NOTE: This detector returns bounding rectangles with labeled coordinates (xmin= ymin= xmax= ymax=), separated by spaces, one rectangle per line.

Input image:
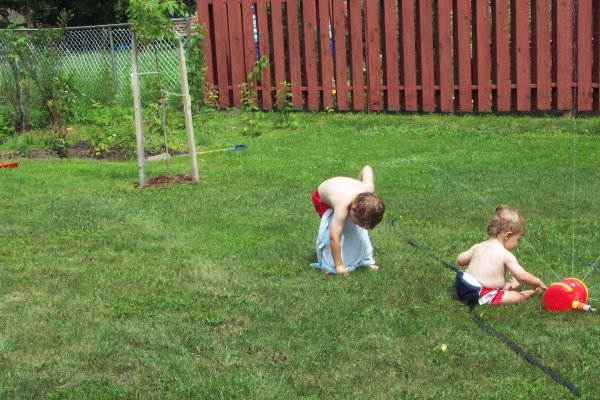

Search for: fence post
xmin=177 ymin=38 xmax=199 ymax=183
xmin=131 ymin=31 xmax=146 ymax=188
xmin=108 ymin=26 xmax=119 ymax=96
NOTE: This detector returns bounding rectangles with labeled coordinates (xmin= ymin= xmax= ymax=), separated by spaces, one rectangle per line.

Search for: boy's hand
xmin=335 ymin=264 xmax=349 ymax=275
xmin=505 ymin=277 xmax=520 ymax=290
xmin=535 ymin=283 xmax=547 ymax=292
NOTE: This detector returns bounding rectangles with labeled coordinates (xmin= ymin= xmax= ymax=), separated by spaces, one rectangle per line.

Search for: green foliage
xmin=239 ymin=56 xmax=268 ymax=136
xmin=86 ymin=123 xmax=136 ymax=158
xmin=0 ymin=11 xmax=72 ymax=134
xmin=186 ymin=23 xmax=207 ymax=110
xmin=88 ymin=129 xmax=118 ymax=156
xmin=73 ymin=100 xmax=135 ymax=157
xmin=46 ymin=136 xmax=70 ymax=157
xmin=0 ymin=22 xmax=35 ymax=131
xmin=13 ymin=132 xmax=35 ymax=153
xmin=47 ymin=72 xmax=78 ymax=138
xmin=128 ymin=0 xmax=184 ymax=45
xmin=144 ymin=99 xmax=168 ymax=138
xmin=77 ymin=62 xmax=117 ymax=104
xmin=0 ymin=110 xmax=16 ymax=144
xmin=0 ymin=0 xmax=137 ymax=27
xmin=240 ymin=55 xmax=268 ymax=112
xmin=274 ymin=81 xmax=298 ymax=129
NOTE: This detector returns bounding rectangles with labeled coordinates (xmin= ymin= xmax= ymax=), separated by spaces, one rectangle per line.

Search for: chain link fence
xmin=0 ymin=18 xmax=197 ymax=101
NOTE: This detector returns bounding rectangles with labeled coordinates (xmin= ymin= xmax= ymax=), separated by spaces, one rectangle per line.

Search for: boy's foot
xmin=368 ymin=264 xmax=379 ymax=272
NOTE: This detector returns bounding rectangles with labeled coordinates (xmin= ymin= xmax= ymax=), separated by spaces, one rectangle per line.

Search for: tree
xmin=0 ymin=0 xmax=196 ymax=27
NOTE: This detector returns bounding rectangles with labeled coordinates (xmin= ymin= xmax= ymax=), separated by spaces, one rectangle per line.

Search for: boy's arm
xmin=456 ymin=246 xmax=474 ymax=266
xmin=329 ymin=207 xmax=349 ymax=275
xmin=358 ymin=166 xmax=374 ymax=188
xmin=505 ymin=252 xmax=546 ymax=289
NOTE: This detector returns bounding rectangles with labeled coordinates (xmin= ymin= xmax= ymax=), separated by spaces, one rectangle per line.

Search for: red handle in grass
xmin=0 ymin=162 xmax=18 ymax=168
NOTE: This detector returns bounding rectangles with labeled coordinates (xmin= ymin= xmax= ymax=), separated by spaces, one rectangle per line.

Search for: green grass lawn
xmin=1 ymin=112 xmax=600 ymax=399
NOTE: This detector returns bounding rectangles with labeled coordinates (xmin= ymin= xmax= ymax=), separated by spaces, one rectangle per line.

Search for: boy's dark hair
xmin=354 ymin=192 xmax=385 ymax=229
xmin=487 ymin=205 xmax=525 ymax=237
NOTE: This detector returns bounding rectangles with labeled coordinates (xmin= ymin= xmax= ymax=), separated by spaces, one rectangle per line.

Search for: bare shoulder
xmin=319 ymin=177 xmax=372 ymax=207
xmin=503 ymin=248 xmax=519 ymax=265
xmin=470 ymin=241 xmax=485 ymax=254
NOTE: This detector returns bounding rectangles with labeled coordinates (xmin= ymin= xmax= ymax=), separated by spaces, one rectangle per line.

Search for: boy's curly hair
xmin=487 ymin=205 xmax=525 ymax=237
xmin=354 ymin=192 xmax=385 ymax=229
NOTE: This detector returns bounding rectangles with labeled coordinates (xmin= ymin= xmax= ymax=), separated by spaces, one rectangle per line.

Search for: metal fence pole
xmin=131 ymin=31 xmax=146 ymax=188
xmin=108 ymin=26 xmax=119 ymax=96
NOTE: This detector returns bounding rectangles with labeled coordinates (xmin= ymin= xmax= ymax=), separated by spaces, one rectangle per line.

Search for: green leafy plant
xmin=239 ymin=56 xmax=268 ymax=137
xmin=47 ymin=72 xmax=78 ymax=139
xmin=128 ymin=0 xmax=184 ymax=45
xmin=274 ymin=81 xmax=298 ymax=129
xmin=14 ymin=134 xmax=34 ymax=154
xmin=0 ymin=23 xmax=34 ymax=132
xmin=0 ymin=110 xmax=16 ymax=144
xmin=89 ymin=129 xmax=118 ymax=156
xmin=47 ymin=136 xmax=71 ymax=158
xmin=0 ymin=10 xmax=72 ymax=134
xmin=88 ymin=126 xmax=136 ymax=158
xmin=75 ymin=100 xmax=134 ymax=157
xmin=186 ymin=23 xmax=207 ymax=110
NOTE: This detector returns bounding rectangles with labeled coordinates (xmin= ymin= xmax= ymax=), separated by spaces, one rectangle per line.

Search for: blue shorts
xmin=455 ymin=271 xmax=504 ymax=306
xmin=455 ymin=271 xmax=481 ymax=305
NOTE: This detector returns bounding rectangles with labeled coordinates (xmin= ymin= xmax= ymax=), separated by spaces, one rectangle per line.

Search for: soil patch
xmin=1 ymin=140 xmax=128 ymax=160
xmin=145 ymin=173 xmax=195 ymax=188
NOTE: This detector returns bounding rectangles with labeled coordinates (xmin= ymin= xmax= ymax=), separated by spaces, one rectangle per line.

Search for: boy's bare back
xmin=462 ymin=239 xmax=513 ymax=288
xmin=317 ymin=177 xmax=374 ymax=212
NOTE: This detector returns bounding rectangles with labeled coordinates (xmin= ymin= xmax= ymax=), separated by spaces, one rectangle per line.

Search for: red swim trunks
xmin=479 ymin=287 xmax=505 ymax=306
xmin=312 ymin=188 xmax=330 ymax=218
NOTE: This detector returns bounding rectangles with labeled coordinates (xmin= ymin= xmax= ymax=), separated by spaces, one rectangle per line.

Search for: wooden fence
xmin=196 ymin=0 xmax=600 ymax=113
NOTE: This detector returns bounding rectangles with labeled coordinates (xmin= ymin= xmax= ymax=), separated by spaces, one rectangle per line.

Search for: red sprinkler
xmin=543 ymin=278 xmax=595 ymax=313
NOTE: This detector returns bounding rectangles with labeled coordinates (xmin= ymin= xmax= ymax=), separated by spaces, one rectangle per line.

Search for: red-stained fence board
xmin=473 ymin=0 xmax=491 ymax=112
xmin=577 ymin=0 xmax=593 ymax=111
xmin=256 ymin=0 xmax=272 ymax=109
xmin=418 ymin=0 xmax=435 ymax=112
xmin=381 ymin=0 xmax=399 ymax=110
xmin=436 ymin=0 xmax=453 ymax=112
xmin=196 ymin=0 xmax=214 ymax=89
xmin=240 ymin=1 xmax=256 ymax=76
xmin=555 ymin=0 xmax=573 ymax=111
xmin=286 ymin=0 xmax=303 ymax=109
xmin=453 ymin=0 xmax=472 ymax=112
xmin=317 ymin=0 xmax=334 ymax=108
xmin=492 ymin=0 xmax=511 ymax=111
xmin=595 ymin=2 xmax=600 ymax=111
xmin=270 ymin=0 xmax=286 ymax=109
xmin=400 ymin=0 xmax=417 ymax=111
xmin=364 ymin=0 xmax=381 ymax=111
xmin=212 ymin=0 xmax=230 ymax=107
xmin=331 ymin=0 xmax=349 ymax=110
xmin=227 ymin=0 xmax=245 ymax=107
xmin=511 ymin=0 xmax=531 ymax=111
xmin=532 ymin=0 xmax=551 ymax=110
xmin=302 ymin=0 xmax=319 ymax=110
xmin=348 ymin=0 xmax=364 ymax=110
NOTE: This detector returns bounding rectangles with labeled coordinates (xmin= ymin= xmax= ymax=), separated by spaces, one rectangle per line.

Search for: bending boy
xmin=312 ymin=166 xmax=385 ymax=275
xmin=455 ymin=205 xmax=547 ymax=306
